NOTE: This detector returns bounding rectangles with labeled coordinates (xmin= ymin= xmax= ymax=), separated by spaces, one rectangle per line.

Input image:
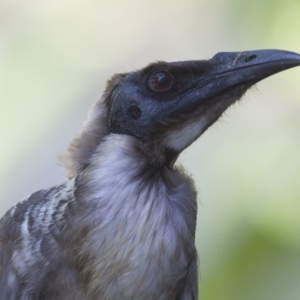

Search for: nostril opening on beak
xmin=245 ymin=54 xmax=257 ymax=62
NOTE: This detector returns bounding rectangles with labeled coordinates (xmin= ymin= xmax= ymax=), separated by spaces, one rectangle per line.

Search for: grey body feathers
xmin=0 ymin=135 xmax=198 ymax=299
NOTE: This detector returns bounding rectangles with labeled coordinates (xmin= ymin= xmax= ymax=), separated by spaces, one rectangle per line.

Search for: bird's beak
xmin=210 ymin=49 xmax=300 ymax=84
xmin=181 ymin=49 xmax=300 ymax=108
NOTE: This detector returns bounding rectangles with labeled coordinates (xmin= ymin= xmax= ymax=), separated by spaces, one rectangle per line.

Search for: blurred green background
xmin=1 ymin=0 xmax=300 ymax=299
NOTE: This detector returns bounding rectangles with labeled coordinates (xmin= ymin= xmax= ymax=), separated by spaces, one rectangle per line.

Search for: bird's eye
xmin=149 ymin=71 xmax=173 ymax=92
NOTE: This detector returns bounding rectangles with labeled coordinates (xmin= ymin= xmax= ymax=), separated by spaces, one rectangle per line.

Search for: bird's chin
xmin=213 ymin=81 xmax=255 ymax=103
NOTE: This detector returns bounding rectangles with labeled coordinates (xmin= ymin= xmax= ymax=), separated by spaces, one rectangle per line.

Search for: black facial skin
xmin=107 ymin=50 xmax=300 ymax=142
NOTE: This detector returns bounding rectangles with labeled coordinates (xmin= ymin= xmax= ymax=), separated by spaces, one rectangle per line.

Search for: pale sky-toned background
xmin=1 ymin=1 xmax=300 ymax=299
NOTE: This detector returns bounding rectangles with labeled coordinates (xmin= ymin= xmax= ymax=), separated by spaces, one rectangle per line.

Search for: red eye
xmin=149 ymin=71 xmax=173 ymax=92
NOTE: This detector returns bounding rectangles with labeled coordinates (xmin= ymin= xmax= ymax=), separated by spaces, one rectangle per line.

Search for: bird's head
xmin=61 ymin=50 xmax=300 ymax=178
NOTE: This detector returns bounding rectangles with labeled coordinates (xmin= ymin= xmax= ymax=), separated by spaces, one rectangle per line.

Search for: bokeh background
xmin=1 ymin=0 xmax=300 ymax=299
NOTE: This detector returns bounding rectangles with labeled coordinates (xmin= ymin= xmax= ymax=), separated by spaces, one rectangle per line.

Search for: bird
xmin=0 ymin=49 xmax=300 ymax=300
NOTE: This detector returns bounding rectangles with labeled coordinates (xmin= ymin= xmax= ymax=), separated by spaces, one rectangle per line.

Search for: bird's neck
xmin=69 ymin=133 xmax=197 ymax=297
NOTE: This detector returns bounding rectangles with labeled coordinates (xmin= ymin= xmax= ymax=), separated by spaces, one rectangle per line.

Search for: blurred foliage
xmin=0 ymin=1 xmax=300 ymax=299
xmin=201 ymin=227 xmax=300 ymax=299
xmin=228 ymin=0 xmax=300 ymax=50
